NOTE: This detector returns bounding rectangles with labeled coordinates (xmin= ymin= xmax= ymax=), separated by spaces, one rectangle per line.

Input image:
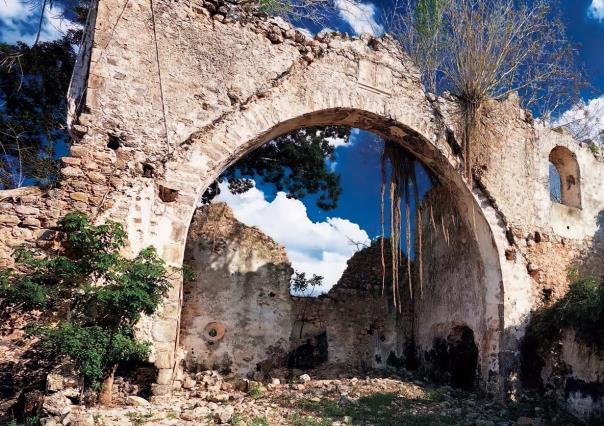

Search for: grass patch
xmin=126 ymin=412 xmax=154 ymax=426
xmin=422 ymin=388 xmax=446 ymax=402
xmin=294 ymin=392 xmax=461 ymax=425
xmin=290 ymin=413 xmax=331 ymax=426
xmin=248 ymin=382 xmax=265 ymax=399
xmin=249 ymin=415 xmax=270 ymax=426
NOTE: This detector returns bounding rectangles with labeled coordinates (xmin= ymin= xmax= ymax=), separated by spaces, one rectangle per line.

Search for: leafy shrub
xmin=0 ymin=212 xmax=171 ymax=393
xmin=247 ymin=382 xmax=265 ymax=399
xmin=521 ymin=272 xmax=604 ymax=386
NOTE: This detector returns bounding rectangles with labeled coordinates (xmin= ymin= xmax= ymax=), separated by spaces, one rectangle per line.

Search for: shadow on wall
xmin=423 ymin=326 xmax=479 ymax=390
xmin=519 ymin=213 xmax=604 ymax=421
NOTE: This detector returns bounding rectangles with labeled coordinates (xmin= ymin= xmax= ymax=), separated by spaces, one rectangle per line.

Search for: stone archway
xmin=64 ymin=1 xmax=508 ymax=393
xmin=143 ymin=103 xmax=505 ymax=394
xmin=0 ymin=0 xmax=516 ymax=396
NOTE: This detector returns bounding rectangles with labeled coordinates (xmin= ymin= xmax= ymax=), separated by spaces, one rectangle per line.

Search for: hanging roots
xmin=380 ymin=140 xmax=420 ymax=312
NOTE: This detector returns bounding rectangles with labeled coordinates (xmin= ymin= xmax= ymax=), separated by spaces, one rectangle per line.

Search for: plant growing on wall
xmin=291 ymin=271 xmax=324 ymax=339
xmin=521 ymin=270 xmax=604 ymax=387
xmin=0 ymin=212 xmax=171 ymax=405
xmin=388 ymin=0 xmax=584 ymax=180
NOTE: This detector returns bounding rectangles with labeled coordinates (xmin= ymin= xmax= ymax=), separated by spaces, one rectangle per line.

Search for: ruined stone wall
xmin=291 ymin=240 xmax=409 ymax=374
xmin=181 ymin=208 xmax=407 ymax=378
xmin=413 ymin=185 xmax=487 ymax=387
xmin=0 ymin=0 xmax=602 ymax=400
xmin=180 ymin=203 xmax=293 ymax=377
xmin=541 ymin=330 xmax=604 ymax=420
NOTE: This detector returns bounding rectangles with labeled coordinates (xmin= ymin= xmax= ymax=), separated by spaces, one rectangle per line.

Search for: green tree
xmin=0 ymin=34 xmax=79 ymax=188
xmin=203 ymin=126 xmax=350 ymax=210
xmin=0 ymin=212 xmax=171 ymax=405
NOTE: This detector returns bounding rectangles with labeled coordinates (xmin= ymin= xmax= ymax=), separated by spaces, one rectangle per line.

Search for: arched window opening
xmin=178 ymin=119 xmax=499 ymax=392
xmin=549 ymin=146 xmax=581 ymax=209
xmin=549 ymin=162 xmax=561 ymax=203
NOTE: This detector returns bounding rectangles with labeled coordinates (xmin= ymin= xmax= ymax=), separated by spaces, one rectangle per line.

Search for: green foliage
xmin=247 ymin=382 xmax=265 ymax=399
xmin=6 ymin=415 xmax=40 ymax=426
xmin=590 ymin=143 xmax=601 ymax=156
xmin=259 ymin=0 xmax=288 ymax=15
xmin=526 ymin=272 xmax=604 ymax=355
xmin=0 ymin=0 xmax=88 ymax=189
xmin=522 ymin=272 xmax=604 ymax=386
xmin=294 ymin=392 xmax=459 ymax=425
xmin=126 ymin=411 xmax=154 ymax=425
xmin=249 ymin=416 xmax=270 ymax=426
xmin=0 ymin=212 xmax=171 ymax=388
xmin=291 ymin=271 xmax=323 ymax=296
xmin=202 ymin=126 xmax=350 ymax=210
xmin=415 ymin=0 xmax=445 ymax=38
xmin=0 ymin=36 xmax=78 ymax=188
xmin=290 ymin=413 xmax=330 ymax=426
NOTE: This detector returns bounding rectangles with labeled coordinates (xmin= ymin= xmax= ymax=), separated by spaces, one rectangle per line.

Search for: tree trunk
xmin=99 ymin=364 xmax=117 ymax=406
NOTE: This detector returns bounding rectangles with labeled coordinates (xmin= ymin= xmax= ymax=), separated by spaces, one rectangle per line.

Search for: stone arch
xmin=145 ymin=102 xmax=505 ymax=393
xmin=549 ymin=145 xmax=582 ymax=209
xmin=54 ymin=8 xmax=507 ymax=393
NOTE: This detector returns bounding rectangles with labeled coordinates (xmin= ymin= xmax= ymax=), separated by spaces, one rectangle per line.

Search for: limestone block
xmin=15 ymin=205 xmax=40 ymax=216
xmin=69 ymin=192 xmax=89 ymax=202
xmin=152 ymin=318 xmax=178 ymax=343
xmin=0 ymin=215 xmax=20 ymax=225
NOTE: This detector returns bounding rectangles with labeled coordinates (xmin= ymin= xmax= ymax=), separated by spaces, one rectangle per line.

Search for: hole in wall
xmin=447 ymin=326 xmax=478 ymax=389
xmin=428 ymin=326 xmax=478 ymax=390
xmin=107 ymin=135 xmax=121 ymax=150
xmin=142 ymin=164 xmax=154 ymax=178
xmin=549 ymin=146 xmax=582 ymax=209
xmin=287 ymin=332 xmax=328 ymax=370
xmin=158 ymin=185 xmax=179 ymax=203
xmin=203 ymin=321 xmax=225 ymax=342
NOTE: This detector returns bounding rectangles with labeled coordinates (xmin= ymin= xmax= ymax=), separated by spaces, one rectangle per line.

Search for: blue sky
xmin=2 ymin=0 xmax=603 ymax=292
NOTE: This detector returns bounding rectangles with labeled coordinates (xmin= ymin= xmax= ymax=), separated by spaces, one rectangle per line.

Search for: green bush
xmin=521 ymin=272 xmax=604 ymax=386
xmin=0 ymin=212 xmax=171 ymax=390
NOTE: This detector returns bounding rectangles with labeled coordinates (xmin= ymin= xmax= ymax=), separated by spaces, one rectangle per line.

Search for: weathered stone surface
xmin=0 ymin=0 xmax=601 ymax=415
xmin=42 ymin=392 xmax=72 ymax=417
xmin=125 ymin=395 xmax=150 ymax=407
xmin=180 ymin=203 xmax=293 ymax=376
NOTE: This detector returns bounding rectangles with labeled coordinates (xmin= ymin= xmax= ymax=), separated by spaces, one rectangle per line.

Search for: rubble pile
xmin=32 ymin=370 xmax=583 ymax=425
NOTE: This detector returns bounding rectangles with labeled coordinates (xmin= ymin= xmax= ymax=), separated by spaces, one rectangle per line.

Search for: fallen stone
xmin=299 ymin=374 xmax=311 ymax=383
xmin=42 ymin=392 xmax=72 ymax=417
xmin=182 ymin=376 xmax=196 ymax=389
xmin=214 ymin=405 xmax=234 ymax=423
xmin=126 ymin=395 xmax=151 ymax=407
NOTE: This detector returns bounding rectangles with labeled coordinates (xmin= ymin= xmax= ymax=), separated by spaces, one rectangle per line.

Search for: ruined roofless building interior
xmin=0 ymin=0 xmax=603 ymax=419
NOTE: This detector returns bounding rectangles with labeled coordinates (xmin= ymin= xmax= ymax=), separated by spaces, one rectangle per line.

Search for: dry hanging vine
xmin=380 ymin=140 xmax=422 ymax=312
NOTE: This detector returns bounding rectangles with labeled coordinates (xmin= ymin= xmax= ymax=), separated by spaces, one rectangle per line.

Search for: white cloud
xmin=589 ymin=0 xmax=604 ymax=21
xmin=334 ymin=0 xmax=384 ymax=36
xmin=214 ymin=183 xmax=370 ymax=294
xmin=554 ymin=95 xmax=604 ymax=142
xmin=0 ymin=0 xmax=78 ymax=45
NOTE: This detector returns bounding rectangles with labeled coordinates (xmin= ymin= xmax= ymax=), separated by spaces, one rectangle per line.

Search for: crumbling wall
xmin=290 ymin=240 xmax=409 ymax=374
xmin=0 ymin=0 xmax=602 ymax=399
xmin=413 ymin=185 xmax=487 ymax=389
xmin=181 ymin=209 xmax=407 ymax=378
xmin=540 ymin=330 xmax=604 ymax=420
xmin=180 ymin=203 xmax=293 ymax=377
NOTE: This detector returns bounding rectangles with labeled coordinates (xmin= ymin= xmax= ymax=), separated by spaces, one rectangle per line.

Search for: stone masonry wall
xmin=180 ymin=203 xmax=293 ymax=377
xmin=0 ymin=0 xmax=602 ymax=400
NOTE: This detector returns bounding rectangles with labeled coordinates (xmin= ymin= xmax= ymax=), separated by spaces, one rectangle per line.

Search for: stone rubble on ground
xmin=35 ymin=369 xmax=581 ymax=425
